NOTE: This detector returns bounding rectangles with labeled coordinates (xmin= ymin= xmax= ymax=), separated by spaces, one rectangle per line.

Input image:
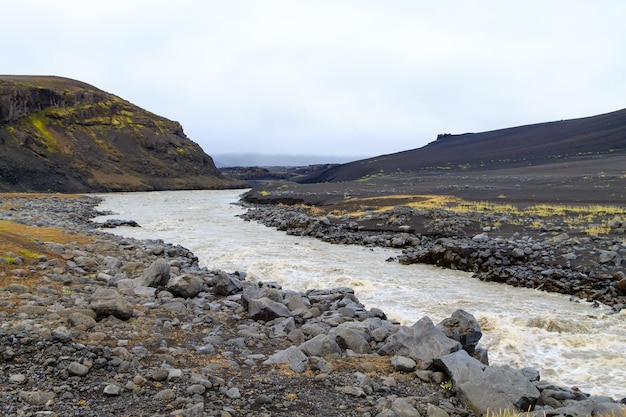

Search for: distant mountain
xmin=213 ymin=153 xmax=367 ymax=168
xmin=301 ymin=108 xmax=626 ymax=183
xmin=0 ymin=75 xmax=242 ymax=192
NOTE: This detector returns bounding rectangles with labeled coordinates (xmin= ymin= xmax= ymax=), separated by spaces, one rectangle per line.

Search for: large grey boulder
xmin=380 ymin=317 xmax=461 ymax=364
xmin=329 ymin=326 xmax=371 ymax=354
xmin=263 ymin=346 xmax=309 ymax=373
xmin=137 ymin=259 xmax=170 ymax=287
xmin=166 ymin=274 xmax=204 ymax=298
xmin=240 ymin=285 xmax=262 ymax=309
xmin=458 ymin=365 xmax=540 ymax=415
xmin=433 ymin=349 xmax=486 ymax=386
xmin=212 ymin=271 xmax=243 ymax=296
xmin=436 ymin=309 xmax=482 ymax=354
xmin=89 ymin=288 xmax=134 ymax=320
xmin=247 ymin=297 xmax=291 ymax=321
xmin=299 ymin=334 xmax=342 ymax=359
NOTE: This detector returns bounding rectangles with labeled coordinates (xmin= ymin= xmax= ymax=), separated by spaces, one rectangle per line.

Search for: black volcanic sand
xmin=246 ymin=155 xmax=626 ymax=207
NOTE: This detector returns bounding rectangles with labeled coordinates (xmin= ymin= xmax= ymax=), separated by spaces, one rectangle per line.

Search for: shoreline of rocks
xmin=238 ymin=202 xmax=626 ymax=312
xmin=0 ymin=194 xmax=624 ymax=416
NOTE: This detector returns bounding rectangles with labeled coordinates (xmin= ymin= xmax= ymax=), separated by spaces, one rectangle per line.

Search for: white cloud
xmin=3 ymin=0 xmax=626 ymax=158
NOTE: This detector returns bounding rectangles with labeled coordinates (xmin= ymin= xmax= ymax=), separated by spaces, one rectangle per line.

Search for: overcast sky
xmin=4 ymin=1 xmax=626 ymax=161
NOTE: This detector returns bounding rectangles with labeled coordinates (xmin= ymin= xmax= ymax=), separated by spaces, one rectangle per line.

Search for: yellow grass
xmin=303 ymin=194 xmax=625 ymax=235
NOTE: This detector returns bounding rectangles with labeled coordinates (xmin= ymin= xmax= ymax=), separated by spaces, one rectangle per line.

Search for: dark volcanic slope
xmin=303 ymin=108 xmax=626 ymax=183
xmin=0 ymin=75 xmax=242 ymax=192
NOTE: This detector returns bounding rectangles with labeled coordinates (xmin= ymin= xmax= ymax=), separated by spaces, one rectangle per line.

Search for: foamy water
xmin=93 ymin=189 xmax=626 ymax=399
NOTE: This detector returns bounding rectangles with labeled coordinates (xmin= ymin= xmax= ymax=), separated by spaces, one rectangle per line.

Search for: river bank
xmin=0 ymin=194 xmax=625 ymax=417
xmin=241 ymin=186 xmax=626 ymax=312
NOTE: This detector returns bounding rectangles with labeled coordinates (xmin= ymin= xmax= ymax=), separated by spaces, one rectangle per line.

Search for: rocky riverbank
xmin=238 ymin=201 xmax=626 ymax=312
xmin=0 ymin=194 xmax=625 ymax=417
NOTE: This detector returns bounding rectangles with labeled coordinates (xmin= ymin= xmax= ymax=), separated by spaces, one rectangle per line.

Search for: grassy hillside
xmin=0 ymin=76 xmax=243 ymax=192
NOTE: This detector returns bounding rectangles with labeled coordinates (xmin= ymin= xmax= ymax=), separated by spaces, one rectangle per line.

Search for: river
xmin=93 ymin=189 xmax=626 ymax=399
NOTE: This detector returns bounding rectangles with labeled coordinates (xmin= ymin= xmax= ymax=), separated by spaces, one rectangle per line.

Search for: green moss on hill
xmin=0 ymin=75 xmax=245 ymax=192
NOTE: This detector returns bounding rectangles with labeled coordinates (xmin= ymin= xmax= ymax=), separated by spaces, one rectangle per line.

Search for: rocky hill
xmin=302 ymin=108 xmax=626 ymax=183
xmin=0 ymin=75 xmax=242 ymax=192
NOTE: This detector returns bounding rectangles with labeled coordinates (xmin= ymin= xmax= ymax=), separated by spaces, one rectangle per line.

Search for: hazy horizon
xmin=212 ymin=152 xmax=369 ymax=168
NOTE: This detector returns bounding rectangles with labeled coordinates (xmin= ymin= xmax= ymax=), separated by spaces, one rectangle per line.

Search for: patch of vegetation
xmin=440 ymin=379 xmax=453 ymax=390
xmin=315 ymin=194 xmax=625 ymax=236
xmin=25 ymin=112 xmax=60 ymax=152
xmin=19 ymin=249 xmax=39 ymax=259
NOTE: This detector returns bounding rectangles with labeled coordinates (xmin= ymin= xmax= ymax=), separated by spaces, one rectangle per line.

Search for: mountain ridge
xmin=301 ymin=107 xmax=626 ymax=183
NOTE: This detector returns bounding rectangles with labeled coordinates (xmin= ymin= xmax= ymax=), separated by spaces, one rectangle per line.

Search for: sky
xmin=3 ymin=1 xmax=626 ymax=162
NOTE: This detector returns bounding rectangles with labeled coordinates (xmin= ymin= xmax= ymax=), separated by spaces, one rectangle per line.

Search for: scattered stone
xmin=89 ymin=288 xmax=134 ymax=320
xmin=51 ymin=326 xmax=73 ymax=342
xmin=263 ymin=345 xmax=309 ymax=373
xmin=103 ymin=384 xmax=123 ymax=396
xmin=154 ymin=388 xmax=177 ymax=401
xmin=9 ymin=374 xmax=27 ymax=384
xmin=391 ymin=355 xmax=417 ymax=372
xmin=69 ymin=312 xmax=97 ymax=330
xmin=67 ymin=361 xmax=90 ymax=377
xmin=138 ymin=259 xmax=171 ymax=287
xmin=225 ymin=387 xmax=241 ymax=399
xmin=166 ymin=274 xmax=204 ymax=298
xmin=19 ymin=390 xmax=55 ymax=405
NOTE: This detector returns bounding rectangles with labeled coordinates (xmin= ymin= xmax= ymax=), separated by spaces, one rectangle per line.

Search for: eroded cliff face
xmin=0 ymin=75 xmax=242 ymax=192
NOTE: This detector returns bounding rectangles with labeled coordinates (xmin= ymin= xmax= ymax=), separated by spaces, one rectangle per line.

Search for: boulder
xmin=299 ymin=334 xmax=342 ymax=359
xmin=391 ymin=356 xmax=417 ymax=372
xmin=89 ymin=288 xmax=134 ymax=320
xmin=263 ymin=346 xmax=309 ymax=373
xmin=436 ymin=309 xmax=482 ymax=354
xmin=433 ymin=349 xmax=486 ymax=386
xmin=458 ymin=365 xmax=540 ymax=415
xmin=329 ymin=326 xmax=371 ymax=354
xmin=269 ymin=317 xmax=296 ymax=338
xmin=116 ymin=278 xmax=141 ymax=295
xmin=137 ymin=259 xmax=170 ymax=287
xmin=247 ymin=297 xmax=291 ymax=321
xmin=166 ymin=274 xmax=204 ymax=298
xmin=68 ymin=312 xmax=97 ymax=330
xmin=380 ymin=317 xmax=461 ymax=364
xmin=212 ymin=271 xmax=243 ymax=296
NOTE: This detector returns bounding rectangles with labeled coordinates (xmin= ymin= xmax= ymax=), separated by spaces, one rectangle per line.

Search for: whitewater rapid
xmin=93 ymin=189 xmax=625 ymax=399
